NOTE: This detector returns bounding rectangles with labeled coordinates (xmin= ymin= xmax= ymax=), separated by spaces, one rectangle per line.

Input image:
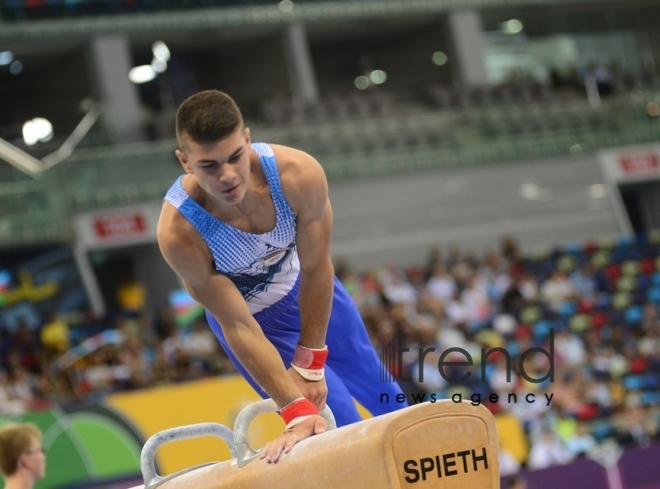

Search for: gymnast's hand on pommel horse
xmin=157 ymin=90 xmax=409 ymax=465
xmin=261 ymin=352 xmax=331 ymax=464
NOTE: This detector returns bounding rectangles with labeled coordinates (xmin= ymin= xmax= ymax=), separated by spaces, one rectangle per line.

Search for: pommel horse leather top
xmin=136 ymin=400 xmax=500 ymax=489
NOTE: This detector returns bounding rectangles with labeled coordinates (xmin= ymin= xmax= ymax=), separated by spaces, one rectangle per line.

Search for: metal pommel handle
xmin=233 ymin=399 xmax=337 ymax=468
xmin=141 ymin=423 xmax=236 ymax=489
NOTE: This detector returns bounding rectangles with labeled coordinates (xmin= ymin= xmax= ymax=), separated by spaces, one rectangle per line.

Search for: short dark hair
xmin=175 ymin=90 xmax=243 ymax=150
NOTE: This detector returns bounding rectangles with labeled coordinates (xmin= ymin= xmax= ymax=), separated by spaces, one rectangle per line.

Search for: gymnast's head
xmin=175 ymin=90 xmax=245 ymax=153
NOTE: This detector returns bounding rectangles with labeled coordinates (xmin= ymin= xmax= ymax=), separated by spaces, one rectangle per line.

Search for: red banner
xmin=93 ymin=213 xmax=146 ymax=240
xmin=619 ymin=152 xmax=660 ymax=175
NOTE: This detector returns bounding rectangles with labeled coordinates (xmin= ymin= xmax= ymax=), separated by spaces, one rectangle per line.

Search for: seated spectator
xmin=570 ymin=264 xmax=597 ymax=300
xmin=426 ymin=263 xmax=456 ymax=304
xmin=541 ymin=270 xmax=576 ymax=312
xmin=616 ymin=405 xmax=658 ymax=448
xmin=0 ymin=423 xmax=46 ymax=489
xmin=499 ymin=445 xmax=521 ymax=477
xmin=500 ymin=274 xmax=527 ymax=315
xmin=116 ymin=273 xmax=146 ymax=317
xmin=555 ymin=330 xmax=587 ymax=368
xmin=381 ymin=267 xmax=418 ymax=306
xmin=527 ymin=428 xmax=574 ymax=470
xmin=39 ymin=312 xmax=70 ymax=357
xmin=564 ymin=423 xmax=597 ymax=457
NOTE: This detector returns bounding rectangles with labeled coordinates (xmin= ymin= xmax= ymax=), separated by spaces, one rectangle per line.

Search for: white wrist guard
xmin=291 ymin=363 xmax=325 ymax=381
xmin=291 ymin=344 xmax=328 ymax=382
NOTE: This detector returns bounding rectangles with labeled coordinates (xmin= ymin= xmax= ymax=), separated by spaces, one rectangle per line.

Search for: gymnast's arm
xmin=276 ymin=145 xmax=335 ymax=407
xmin=280 ymin=146 xmax=334 ymax=350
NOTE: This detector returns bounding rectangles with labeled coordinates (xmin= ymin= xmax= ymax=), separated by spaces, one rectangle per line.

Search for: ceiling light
xmin=354 ymin=76 xmax=370 ymax=90
xmin=152 ymin=41 xmax=170 ymax=62
xmin=589 ymin=184 xmax=606 ymax=199
xmin=151 ymin=58 xmax=167 ymax=74
xmin=570 ymin=144 xmax=583 ymax=154
xmin=9 ymin=60 xmax=22 ymax=75
xmin=0 ymin=51 xmax=13 ymax=66
xmin=521 ymin=183 xmax=540 ymax=200
xmin=129 ymin=65 xmax=157 ymax=84
xmin=278 ymin=0 xmax=294 ymax=13
xmin=22 ymin=118 xmax=54 ymax=146
xmin=369 ymin=69 xmax=387 ymax=85
xmin=432 ymin=51 xmax=448 ymax=66
xmin=500 ymin=19 xmax=524 ymax=35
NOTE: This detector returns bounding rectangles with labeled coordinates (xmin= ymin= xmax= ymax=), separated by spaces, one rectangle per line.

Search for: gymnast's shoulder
xmin=268 ymin=143 xmax=329 ymax=209
xmin=157 ymin=199 xmax=212 ymax=284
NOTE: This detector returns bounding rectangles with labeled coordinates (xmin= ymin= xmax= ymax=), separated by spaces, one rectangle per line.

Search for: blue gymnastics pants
xmin=205 ymin=276 xmax=407 ymax=427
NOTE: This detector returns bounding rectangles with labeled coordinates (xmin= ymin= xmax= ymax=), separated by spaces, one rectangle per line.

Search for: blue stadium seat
xmin=589 ymin=419 xmax=615 ymax=441
xmin=506 ymin=341 xmax=521 ymax=358
xmin=565 ymin=242 xmax=583 ymax=255
xmin=622 ymin=374 xmax=646 ymax=390
xmin=637 ymin=274 xmax=652 ymax=289
xmin=617 ymin=235 xmax=635 ymax=249
xmin=647 ymin=286 xmax=660 ymax=304
xmin=624 ymin=305 xmax=644 ymax=325
xmin=640 ymin=391 xmax=660 ymax=406
xmin=558 ymin=302 xmax=577 ymax=318
xmin=645 ymin=373 xmax=660 ymax=390
xmin=533 ymin=320 xmax=554 ymax=340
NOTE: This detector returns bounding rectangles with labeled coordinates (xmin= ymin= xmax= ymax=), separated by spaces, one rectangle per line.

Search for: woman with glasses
xmin=0 ymin=423 xmax=46 ymax=489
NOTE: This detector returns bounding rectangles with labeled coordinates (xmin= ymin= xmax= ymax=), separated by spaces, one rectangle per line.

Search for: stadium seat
xmin=521 ymin=305 xmax=543 ymax=324
xmin=641 ymin=258 xmax=655 ymax=275
xmin=612 ymin=292 xmax=632 ymax=310
xmin=624 ymin=305 xmax=644 ymax=326
xmin=569 ymin=314 xmax=591 ymax=333
xmin=640 ymin=391 xmax=660 ymax=406
xmin=564 ymin=242 xmax=583 ymax=255
xmin=622 ymin=374 xmax=646 ymax=390
xmin=646 ymin=286 xmax=660 ymax=304
xmin=591 ymin=250 xmax=612 ymax=270
xmin=616 ymin=275 xmax=637 ymax=292
xmin=647 ymin=229 xmax=660 ymax=244
xmin=558 ymin=301 xmax=578 ymax=318
xmin=533 ymin=320 xmax=555 ymax=340
xmin=605 ymin=264 xmax=622 ymax=283
xmin=557 ymin=255 xmax=577 ymax=272
xmin=621 ymin=260 xmax=641 ymax=275
xmin=590 ymin=312 xmax=608 ymax=329
xmin=589 ymin=419 xmax=616 ymax=440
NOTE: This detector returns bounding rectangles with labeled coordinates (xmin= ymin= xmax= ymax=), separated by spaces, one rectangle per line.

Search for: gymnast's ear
xmin=19 ymin=452 xmax=30 ymax=469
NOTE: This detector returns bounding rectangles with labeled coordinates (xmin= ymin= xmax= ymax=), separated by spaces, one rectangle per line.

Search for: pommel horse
xmin=132 ymin=399 xmax=500 ymax=488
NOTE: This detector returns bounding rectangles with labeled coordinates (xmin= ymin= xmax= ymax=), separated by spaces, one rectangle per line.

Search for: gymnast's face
xmin=21 ymin=437 xmax=46 ymax=480
xmin=176 ymin=127 xmax=252 ymax=207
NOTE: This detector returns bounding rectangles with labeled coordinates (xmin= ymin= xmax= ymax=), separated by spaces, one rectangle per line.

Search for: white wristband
xmin=291 ymin=364 xmax=325 ymax=381
xmin=285 ymin=415 xmax=316 ymax=431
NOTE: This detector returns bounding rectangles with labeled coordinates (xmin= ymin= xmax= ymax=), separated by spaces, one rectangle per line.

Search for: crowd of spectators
xmin=0 ymin=297 xmax=236 ymax=413
xmin=1 ymin=233 xmax=659 ymax=476
xmin=336 ymin=233 xmax=660 ymax=473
